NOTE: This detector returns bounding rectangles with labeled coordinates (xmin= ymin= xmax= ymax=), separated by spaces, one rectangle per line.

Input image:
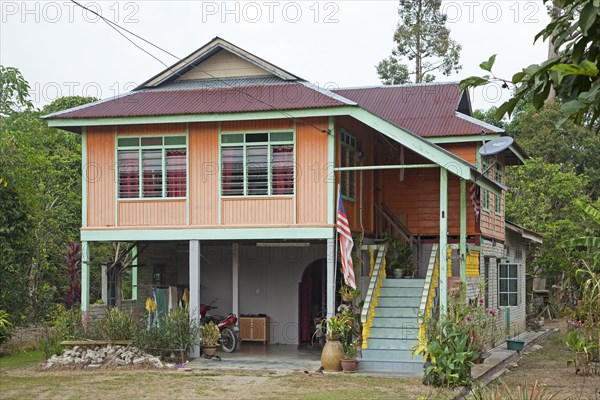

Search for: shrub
xmin=49 ymin=305 xmax=84 ymax=340
xmin=91 ymin=307 xmax=137 ymax=340
xmin=37 ymin=328 xmax=63 ymax=359
xmin=0 ymin=310 xmax=12 ymax=346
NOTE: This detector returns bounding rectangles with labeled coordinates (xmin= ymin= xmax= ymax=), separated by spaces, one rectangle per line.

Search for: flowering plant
xmin=448 ymin=281 xmax=503 ymax=355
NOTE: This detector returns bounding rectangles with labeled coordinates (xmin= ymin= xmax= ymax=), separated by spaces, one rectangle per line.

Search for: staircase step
xmin=379 ymin=287 xmax=422 ymax=297
xmin=377 ymin=296 xmax=420 ymax=308
xmin=366 ymin=337 xmax=419 ymax=350
xmin=371 ymin=317 xmax=418 ymax=328
xmin=369 ymin=326 xmax=420 ymax=339
xmin=358 ymin=359 xmax=423 ymax=375
xmin=361 ymin=348 xmax=419 ymax=362
xmin=382 ymin=278 xmax=425 ymax=288
xmin=374 ymin=307 xmax=419 ymax=318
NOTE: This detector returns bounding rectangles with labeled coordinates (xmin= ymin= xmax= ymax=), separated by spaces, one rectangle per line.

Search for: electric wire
xmin=69 ymin=0 xmax=330 ymax=134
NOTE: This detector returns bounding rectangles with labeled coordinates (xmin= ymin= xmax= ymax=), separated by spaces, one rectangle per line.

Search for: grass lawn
xmin=488 ymin=322 xmax=600 ymax=399
xmin=0 ymin=352 xmax=454 ymax=400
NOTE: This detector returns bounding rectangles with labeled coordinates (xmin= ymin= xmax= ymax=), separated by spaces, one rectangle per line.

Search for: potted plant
xmin=384 ymin=234 xmax=414 ymax=279
xmin=317 ymin=314 xmax=351 ymax=372
xmin=199 ymin=321 xmax=220 ymax=357
xmin=341 ymin=338 xmax=359 ymax=373
xmin=339 ymin=286 xmax=359 ymax=303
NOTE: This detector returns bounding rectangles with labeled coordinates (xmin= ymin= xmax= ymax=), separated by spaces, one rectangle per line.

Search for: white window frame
xmin=498 ymin=262 xmax=520 ymax=307
xmin=220 ymin=131 xmax=295 ymax=197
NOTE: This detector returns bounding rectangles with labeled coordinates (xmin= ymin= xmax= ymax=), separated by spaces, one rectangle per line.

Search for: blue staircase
xmin=359 ymin=278 xmax=425 ymax=375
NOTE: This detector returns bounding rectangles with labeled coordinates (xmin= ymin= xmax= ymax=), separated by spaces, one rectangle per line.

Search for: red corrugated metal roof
xmin=334 ymin=83 xmax=496 ymax=137
xmin=50 ymin=83 xmax=345 ymax=119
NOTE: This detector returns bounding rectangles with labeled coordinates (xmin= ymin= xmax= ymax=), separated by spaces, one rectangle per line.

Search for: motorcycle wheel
xmin=220 ymin=327 xmax=237 ymax=353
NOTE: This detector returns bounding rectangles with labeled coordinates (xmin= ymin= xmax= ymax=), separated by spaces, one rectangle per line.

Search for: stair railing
xmin=360 ymin=244 xmax=387 ymax=349
xmin=416 ymin=244 xmax=439 ymax=356
xmin=374 ymin=203 xmax=419 ymax=272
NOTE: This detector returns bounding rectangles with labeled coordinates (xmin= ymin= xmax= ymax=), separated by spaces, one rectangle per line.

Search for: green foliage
xmin=377 ymin=0 xmax=462 ymax=84
xmin=505 ymin=158 xmax=590 ymax=279
xmin=508 ymin=101 xmax=600 ymax=198
xmin=568 ymin=202 xmax=600 ymax=267
xmin=0 ymin=66 xmax=32 ymax=116
xmin=36 ymin=328 xmax=64 ymax=359
xmin=461 ymin=0 xmax=600 ymax=130
xmin=342 ymin=337 xmax=359 ymax=359
xmin=199 ymin=321 xmax=220 ymax=347
xmin=0 ymin=310 xmax=12 ymax=346
xmin=384 ymin=234 xmax=414 ymax=275
xmin=91 ymin=307 xmax=136 ymax=340
xmin=0 ymin=66 xmax=96 ymax=323
xmin=422 ymin=318 xmax=480 ymax=387
xmin=49 ymin=305 xmax=84 ymax=341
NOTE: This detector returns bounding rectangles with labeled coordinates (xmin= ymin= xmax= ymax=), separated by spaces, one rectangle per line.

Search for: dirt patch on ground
xmin=496 ymin=319 xmax=600 ymax=399
xmin=0 ymin=364 xmax=452 ymax=400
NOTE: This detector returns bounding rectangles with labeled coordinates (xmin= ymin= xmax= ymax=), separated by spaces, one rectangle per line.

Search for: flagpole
xmin=333 ymin=184 xmax=340 ymax=297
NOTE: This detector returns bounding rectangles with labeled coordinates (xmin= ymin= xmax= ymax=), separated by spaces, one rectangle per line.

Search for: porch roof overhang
xmin=46 ymin=105 xmax=506 ymax=195
xmin=505 ymin=221 xmax=544 ymax=244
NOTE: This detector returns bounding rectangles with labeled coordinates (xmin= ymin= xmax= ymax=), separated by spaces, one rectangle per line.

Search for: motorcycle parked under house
xmin=200 ymin=301 xmax=240 ymax=353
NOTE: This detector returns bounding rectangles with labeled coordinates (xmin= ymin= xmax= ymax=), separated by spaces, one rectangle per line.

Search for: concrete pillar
xmin=81 ymin=241 xmax=90 ymax=327
xmin=326 ymin=238 xmax=335 ymax=319
xmin=439 ymin=168 xmax=448 ymax=316
xmin=460 ymin=179 xmax=467 ymax=282
xmin=101 ymin=265 xmax=108 ymax=304
xmin=232 ymin=243 xmax=239 ymax=318
xmin=132 ymin=245 xmax=138 ymax=301
xmin=189 ymin=240 xmax=201 ymax=358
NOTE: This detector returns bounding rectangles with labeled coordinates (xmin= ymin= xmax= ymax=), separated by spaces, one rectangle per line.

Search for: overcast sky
xmin=1 ymin=0 xmax=550 ymax=111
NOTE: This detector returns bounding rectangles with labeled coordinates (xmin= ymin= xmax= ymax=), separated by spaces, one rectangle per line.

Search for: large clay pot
xmin=321 ymin=338 xmax=344 ymax=372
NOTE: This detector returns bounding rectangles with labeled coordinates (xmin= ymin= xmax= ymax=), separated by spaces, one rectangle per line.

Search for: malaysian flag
xmin=336 ymin=191 xmax=356 ymax=289
xmin=469 ymin=183 xmax=480 ymax=221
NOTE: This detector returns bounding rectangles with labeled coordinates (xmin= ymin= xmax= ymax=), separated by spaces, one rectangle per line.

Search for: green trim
xmin=428 ymin=134 xmax=500 ymax=144
xmin=482 ymin=189 xmax=490 ymax=211
xmin=327 ymin=117 xmax=335 ymax=225
xmin=460 ymin=179 xmax=467 ymax=282
xmin=81 ymin=128 xmax=87 ymax=228
xmin=47 ymin=107 xmax=352 ymax=128
xmin=347 ymin=108 xmax=472 ymax=181
xmin=219 ymin=129 xmax=295 ymax=197
xmin=80 ymin=227 xmax=335 ymax=241
xmin=334 ymin=164 xmax=437 ymax=171
xmin=81 ymin=241 xmax=90 ymax=312
xmin=508 ymin=145 xmax=527 ymax=164
xmin=439 ymin=168 xmax=448 ymax=316
xmin=131 ymin=245 xmax=138 ymax=301
xmin=115 ymin=134 xmax=188 ymax=200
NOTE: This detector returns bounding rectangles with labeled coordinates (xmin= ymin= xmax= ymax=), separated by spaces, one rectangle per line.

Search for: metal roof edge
xmin=41 ymin=91 xmax=139 ymax=119
xmin=506 ymin=221 xmax=543 ymax=243
xmin=455 ymin=112 xmax=504 ymax=133
xmin=299 ymin=82 xmax=357 ymax=106
xmin=334 ymin=81 xmax=460 ymax=91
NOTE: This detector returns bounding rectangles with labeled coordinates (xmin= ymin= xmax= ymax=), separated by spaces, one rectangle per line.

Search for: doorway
xmin=298 ymin=259 xmax=325 ymax=343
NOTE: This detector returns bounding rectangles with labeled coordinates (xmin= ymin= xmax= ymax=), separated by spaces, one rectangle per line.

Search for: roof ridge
xmin=334 ymin=81 xmax=460 ymax=91
xmin=299 ymin=82 xmax=357 ymax=106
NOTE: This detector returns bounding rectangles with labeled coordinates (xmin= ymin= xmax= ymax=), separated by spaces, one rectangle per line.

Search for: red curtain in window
xmin=166 ymin=150 xmax=186 ymax=197
xmin=118 ymin=151 xmax=139 ymax=198
xmin=272 ymin=146 xmax=293 ymax=195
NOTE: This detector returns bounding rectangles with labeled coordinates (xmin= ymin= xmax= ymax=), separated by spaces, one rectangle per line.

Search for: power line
xmin=69 ymin=0 xmax=329 ymax=134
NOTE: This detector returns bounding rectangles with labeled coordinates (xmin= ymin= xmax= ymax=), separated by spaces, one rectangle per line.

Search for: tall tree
xmin=376 ymin=0 xmax=462 ymax=84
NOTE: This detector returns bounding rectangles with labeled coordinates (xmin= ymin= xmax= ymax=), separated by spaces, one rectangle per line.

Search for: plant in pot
xmin=339 ymin=286 xmax=359 ymax=303
xmin=316 ymin=314 xmax=351 ymax=372
xmin=341 ymin=338 xmax=359 ymax=373
xmin=199 ymin=321 xmax=220 ymax=357
xmin=384 ymin=234 xmax=414 ymax=279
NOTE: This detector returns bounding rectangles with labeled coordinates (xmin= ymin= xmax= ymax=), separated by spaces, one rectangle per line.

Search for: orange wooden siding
xmin=118 ymin=200 xmax=186 ymax=226
xmin=440 ymin=143 xmax=477 ymax=165
xmin=189 ymin=122 xmax=219 ymax=226
xmin=221 ymin=119 xmax=293 ymax=132
xmin=86 ymin=126 xmax=115 ymax=227
xmin=296 ymin=117 xmax=329 ymax=225
xmin=335 ymin=116 xmax=376 ymax=234
xmin=222 ymin=198 xmax=293 ymax=225
xmin=381 ymin=163 xmax=478 ymax=237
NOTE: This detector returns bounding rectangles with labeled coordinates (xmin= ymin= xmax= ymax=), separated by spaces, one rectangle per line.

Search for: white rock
xmin=165 ymin=363 xmax=176 ymax=369
xmin=115 ymin=358 xmax=127 ymax=366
